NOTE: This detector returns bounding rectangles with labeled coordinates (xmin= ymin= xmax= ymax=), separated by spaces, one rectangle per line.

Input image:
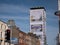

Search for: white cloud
xmin=0 ymin=4 xmax=29 ymax=20
xmin=0 ymin=4 xmax=29 ymax=14
xmin=0 ymin=16 xmax=29 ymax=20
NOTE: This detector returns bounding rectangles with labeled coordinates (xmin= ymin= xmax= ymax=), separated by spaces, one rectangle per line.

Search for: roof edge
xmin=30 ymin=7 xmax=46 ymax=11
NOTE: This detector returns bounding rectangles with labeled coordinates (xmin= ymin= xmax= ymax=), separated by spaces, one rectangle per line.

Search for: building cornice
xmin=30 ymin=7 xmax=46 ymax=11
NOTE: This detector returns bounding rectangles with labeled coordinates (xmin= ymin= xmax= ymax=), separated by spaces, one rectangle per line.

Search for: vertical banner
xmin=30 ymin=8 xmax=44 ymax=32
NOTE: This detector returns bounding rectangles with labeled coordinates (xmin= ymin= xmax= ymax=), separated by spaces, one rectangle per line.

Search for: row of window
xmin=0 ymin=24 xmax=7 ymax=40
xmin=0 ymin=32 xmax=2 ymax=39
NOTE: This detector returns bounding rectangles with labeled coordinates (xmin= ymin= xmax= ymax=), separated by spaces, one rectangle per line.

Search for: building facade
xmin=28 ymin=32 xmax=40 ymax=45
xmin=19 ymin=30 xmax=26 ymax=45
xmin=7 ymin=20 xmax=20 ymax=45
xmin=19 ymin=30 xmax=40 ymax=45
xmin=0 ymin=20 xmax=15 ymax=45
xmin=0 ymin=20 xmax=8 ymax=45
xmin=30 ymin=7 xmax=46 ymax=45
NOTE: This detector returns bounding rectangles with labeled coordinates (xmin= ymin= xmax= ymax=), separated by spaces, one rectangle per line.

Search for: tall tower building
xmin=58 ymin=0 xmax=60 ymax=10
xmin=55 ymin=0 xmax=60 ymax=45
xmin=7 ymin=20 xmax=16 ymax=27
xmin=58 ymin=0 xmax=60 ymax=43
xmin=30 ymin=7 xmax=46 ymax=45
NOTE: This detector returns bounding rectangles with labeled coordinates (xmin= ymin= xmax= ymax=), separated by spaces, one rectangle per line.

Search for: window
xmin=5 ymin=25 xmax=6 ymax=29
xmin=0 ymin=32 xmax=1 ymax=38
xmin=40 ymin=29 xmax=42 ymax=31
xmin=31 ymin=19 xmax=35 ymax=21
xmin=19 ymin=33 xmax=23 ymax=37
xmin=39 ymin=16 xmax=42 ymax=21
xmin=38 ymin=35 xmax=42 ymax=39
xmin=1 ymin=24 xmax=3 ymax=29
xmin=40 ymin=25 xmax=42 ymax=31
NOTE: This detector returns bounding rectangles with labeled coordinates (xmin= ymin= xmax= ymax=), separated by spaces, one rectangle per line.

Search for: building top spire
xmin=7 ymin=19 xmax=16 ymax=26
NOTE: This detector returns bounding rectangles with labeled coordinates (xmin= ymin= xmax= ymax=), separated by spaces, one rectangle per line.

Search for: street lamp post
xmin=55 ymin=11 xmax=60 ymax=33
xmin=55 ymin=10 xmax=60 ymax=45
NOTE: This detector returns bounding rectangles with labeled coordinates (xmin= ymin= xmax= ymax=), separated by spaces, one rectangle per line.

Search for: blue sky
xmin=0 ymin=0 xmax=59 ymax=45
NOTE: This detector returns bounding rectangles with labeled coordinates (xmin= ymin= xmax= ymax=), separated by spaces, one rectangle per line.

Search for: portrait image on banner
xmin=30 ymin=9 xmax=43 ymax=22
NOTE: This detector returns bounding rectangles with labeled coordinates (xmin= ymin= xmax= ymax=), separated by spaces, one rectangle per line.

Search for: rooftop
xmin=30 ymin=7 xmax=46 ymax=10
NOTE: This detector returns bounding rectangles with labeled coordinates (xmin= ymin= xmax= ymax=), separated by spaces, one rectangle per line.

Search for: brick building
xmin=19 ymin=30 xmax=26 ymax=45
xmin=28 ymin=33 xmax=40 ymax=45
xmin=19 ymin=30 xmax=40 ymax=45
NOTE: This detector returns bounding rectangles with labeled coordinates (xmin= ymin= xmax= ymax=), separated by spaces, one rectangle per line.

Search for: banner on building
xmin=31 ymin=24 xmax=42 ymax=32
xmin=30 ymin=9 xmax=43 ymax=22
